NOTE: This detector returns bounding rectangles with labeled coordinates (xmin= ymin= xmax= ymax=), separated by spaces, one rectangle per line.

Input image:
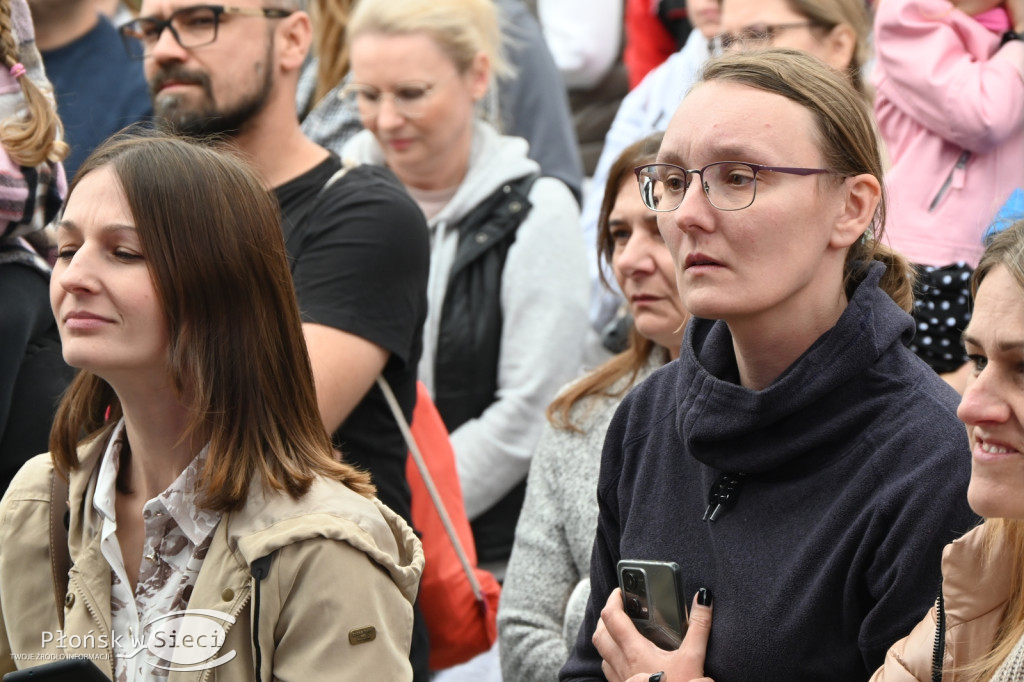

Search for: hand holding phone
xmin=616 ymin=559 xmax=687 ymax=650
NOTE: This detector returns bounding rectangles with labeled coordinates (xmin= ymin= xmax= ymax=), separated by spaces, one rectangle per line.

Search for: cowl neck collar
xmin=676 ymin=261 xmax=915 ymax=475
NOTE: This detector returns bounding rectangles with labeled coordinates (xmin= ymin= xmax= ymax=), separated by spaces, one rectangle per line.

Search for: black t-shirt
xmin=274 ymin=156 xmax=429 ymax=524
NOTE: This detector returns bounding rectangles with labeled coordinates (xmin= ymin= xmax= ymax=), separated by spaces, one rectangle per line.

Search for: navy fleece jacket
xmin=561 ymin=262 xmax=978 ymax=681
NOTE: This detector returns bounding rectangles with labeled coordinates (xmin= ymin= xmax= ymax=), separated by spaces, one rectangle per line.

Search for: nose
xmin=669 ymin=170 xmax=714 ymax=234
xmin=375 ymin=95 xmax=406 ymax=132
xmin=615 ymin=230 xmax=655 ymax=280
xmin=958 ymin=365 xmax=1013 ymax=429
xmin=55 ymin=250 xmax=100 ymax=296
xmin=149 ymin=23 xmax=188 ymax=66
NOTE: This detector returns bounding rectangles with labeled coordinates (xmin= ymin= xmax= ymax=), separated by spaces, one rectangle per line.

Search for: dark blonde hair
xmin=699 ymin=49 xmax=914 ymax=312
xmin=50 ymin=132 xmax=373 ymax=511
xmin=548 ymin=132 xmax=666 ymax=432
xmin=309 ymin=0 xmax=356 ymax=106
xmin=347 ymin=0 xmax=512 ymax=85
xmin=0 ymin=0 xmax=66 ymax=165
xmin=958 ymin=219 xmax=1024 ymax=682
xmin=784 ymin=0 xmax=871 ymax=95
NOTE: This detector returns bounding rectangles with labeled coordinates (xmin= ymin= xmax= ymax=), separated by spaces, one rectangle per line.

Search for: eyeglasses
xmin=634 ymin=162 xmax=833 ymax=212
xmin=340 ymin=81 xmax=444 ymax=120
xmin=118 ymin=5 xmax=294 ymax=60
xmin=710 ymin=22 xmax=818 ymax=54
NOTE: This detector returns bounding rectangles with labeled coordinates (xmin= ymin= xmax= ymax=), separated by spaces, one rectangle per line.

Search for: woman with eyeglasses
xmin=341 ymin=0 xmax=589 ymax=581
xmin=560 ymin=49 xmax=978 ymax=682
xmin=713 ymin=0 xmax=871 ymax=94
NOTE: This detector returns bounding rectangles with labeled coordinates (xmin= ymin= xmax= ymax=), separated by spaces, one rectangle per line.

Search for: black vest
xmin=433 ymin=173 xmax=538 ymax=564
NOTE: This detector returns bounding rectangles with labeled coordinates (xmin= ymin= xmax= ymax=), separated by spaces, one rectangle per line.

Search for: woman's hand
xmin=593 ymin=588 xmax=715 ymax=682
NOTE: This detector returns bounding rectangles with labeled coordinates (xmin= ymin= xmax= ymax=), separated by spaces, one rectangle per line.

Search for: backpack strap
xmin=49 ymin=468 xmax=71 ymax=629
xmin=375 ymin=376 xmax=484 ymax=602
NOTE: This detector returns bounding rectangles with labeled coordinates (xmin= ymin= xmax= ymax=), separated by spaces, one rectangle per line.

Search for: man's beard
xmin=149 ymin=60 xmax=274 ymax=139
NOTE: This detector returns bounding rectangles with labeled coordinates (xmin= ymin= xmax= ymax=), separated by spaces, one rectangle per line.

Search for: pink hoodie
xmin=873 ymin=0 xmax=1024 ymax=268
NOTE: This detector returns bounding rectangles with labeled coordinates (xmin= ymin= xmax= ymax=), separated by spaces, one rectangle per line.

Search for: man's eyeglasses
xmin=118 ymin=5 xmax=294 ymax=60
xmin=710 ymin=22 xmax=818 ymax=54
xmin=634 ymin=162 xmax=834 ymax=212
xmin=340 ymin=81 xmax=444 ymax=120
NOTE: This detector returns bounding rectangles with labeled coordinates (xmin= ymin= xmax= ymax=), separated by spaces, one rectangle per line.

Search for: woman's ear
xmin=822 ymin=23 xmax=857 ymax=72
xmin=830 ymin=173 xmax=881 ymax=249
xmin=467 ymin=51 xmax=491 ymax=101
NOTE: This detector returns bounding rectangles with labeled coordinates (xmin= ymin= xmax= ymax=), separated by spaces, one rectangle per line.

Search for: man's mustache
xmin=149 ymin=67 xmax=212 ymax=98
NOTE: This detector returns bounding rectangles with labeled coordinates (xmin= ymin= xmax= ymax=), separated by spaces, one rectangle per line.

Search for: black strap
xmin=49 ymin=468 xmax=71 ymax=629
xmin=250 ymin=554 xmax=273 ymax=681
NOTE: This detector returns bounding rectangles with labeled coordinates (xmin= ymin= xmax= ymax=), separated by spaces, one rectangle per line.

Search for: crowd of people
xmin=0 ymin=0 xmax=1020 ymax=680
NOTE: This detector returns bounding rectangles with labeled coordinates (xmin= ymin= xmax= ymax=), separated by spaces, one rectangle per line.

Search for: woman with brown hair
xmin=498 ymin=132 xmax=687 ymax=682
xmin=564 ymin=49 xmax=977 ymax=682
xmin=0 ymin=133 xmax=423 ymax=681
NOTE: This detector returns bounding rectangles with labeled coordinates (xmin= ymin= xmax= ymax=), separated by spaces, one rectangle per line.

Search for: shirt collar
xmin=92 ymin=418 xmax=220 ymax=545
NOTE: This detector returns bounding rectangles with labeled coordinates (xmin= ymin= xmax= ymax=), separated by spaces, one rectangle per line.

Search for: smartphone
xmin=617 ymin=559 xmax=687 ymax=650
xmin=3 ymin=657 xmax=108 ymax=682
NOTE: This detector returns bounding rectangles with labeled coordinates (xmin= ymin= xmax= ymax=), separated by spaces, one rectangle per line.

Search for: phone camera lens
xmin=626 ymin=597 xmax=642 ymax=618
xmin=623 ymin=572 xmax=638 ymax=592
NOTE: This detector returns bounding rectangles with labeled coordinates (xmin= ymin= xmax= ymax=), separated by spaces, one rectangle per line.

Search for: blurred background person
xmin=624 ymin=0 xmax=692 ymax=86
xmin=343 ymin=0 xmax=589 ymax=579
xmin=298 ymin=0 xmax=584 ymax=202
xmin=531 ymin=0 xmax=629 ymax=176
xmin=872 ymin=0 xmax=1024 ymax=392
xmin=498 ymin=132 xmax=688 ymax=681
xmin=0 ymin=0 xmax=72 ymax=496
xmin=28 ymin=0 xmax=150 ymax=179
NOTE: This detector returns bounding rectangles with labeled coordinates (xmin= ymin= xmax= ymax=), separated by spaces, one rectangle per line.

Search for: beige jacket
xmin=871 ymin=524 xmax=1009 ymax=681
xmin=0 ymin=438 xmax=424 ymax=681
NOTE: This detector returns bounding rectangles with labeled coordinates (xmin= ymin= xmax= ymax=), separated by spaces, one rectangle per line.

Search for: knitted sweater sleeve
xmin=499 ymin=423 xmax=592 ymax=680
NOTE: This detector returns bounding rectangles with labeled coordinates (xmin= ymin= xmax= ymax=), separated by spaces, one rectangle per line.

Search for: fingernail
xmin=698 ymin=587 xmax=713 ymax=606
xmin=648 ymin=673 xmax=664 ymax=682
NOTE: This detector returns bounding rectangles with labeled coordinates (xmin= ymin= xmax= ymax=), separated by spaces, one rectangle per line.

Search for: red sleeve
xmin=624 ymin=0 xmax=680 ymax=88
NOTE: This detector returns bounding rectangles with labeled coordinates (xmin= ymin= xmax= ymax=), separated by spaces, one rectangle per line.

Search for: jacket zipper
xmin=928 ymin=151 xmax=970 ymax=213
xmin=931 ymin=579 xmax=945 ymax=682
xmin=197 ymin=592 xmax=252 ymax=682
xmin=75 ymin=581 xmax=116 ymax=675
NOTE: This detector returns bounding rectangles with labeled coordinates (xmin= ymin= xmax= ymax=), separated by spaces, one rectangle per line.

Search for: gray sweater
xmin=498 ymin=349 xmax=668 ymax=681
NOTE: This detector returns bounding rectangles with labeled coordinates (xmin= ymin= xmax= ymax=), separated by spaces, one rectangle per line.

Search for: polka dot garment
xmin=909 ymin=262 xmax=973 ymax=374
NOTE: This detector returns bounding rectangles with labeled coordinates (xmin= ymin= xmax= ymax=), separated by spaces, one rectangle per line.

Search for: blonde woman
xmin=342 ymin=0 xmax=589 ymax=574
